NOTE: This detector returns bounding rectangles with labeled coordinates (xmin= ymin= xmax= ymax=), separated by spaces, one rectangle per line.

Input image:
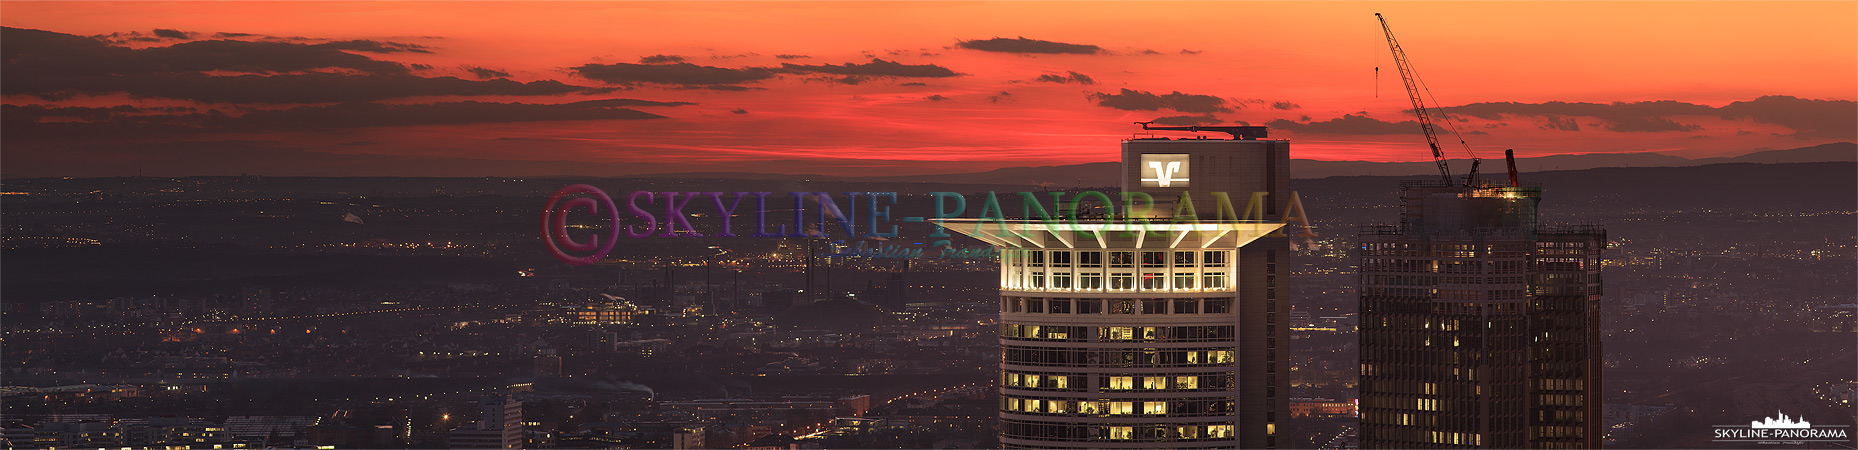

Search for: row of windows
xmin=1537 ymin=394 xmax=1585 ymax=407
xmin=1001 ymin=324 xmax=1237 ymax=343
xmin=1361 ymin=259 xmax=1526 ymax=274
xmin=1540 ymin=410 xmax=1588 ymax=422
xmin=1003 ymin=372 xmax=1236 ymax=391
xmin=1535 ymin=426 xmax=1585 ymax=439
xmin=1004 ymin=347 xmax=1236 ymax=367
xmin=1005 ymin=372 xmax=1080 ymax=390
xmin=1000 ymin=420 xmax=1235 ymax=442
xmin=1360 ymin=380 xmax=1461 ymax=399
xmin=1002 ymin=297 xmax=1234 ymax=315
xmin=1359 ymin=286 xmax=1530 ymax=300
xmin=1004 ymin=397 xmax=1235 ymax=417
xmin=1362 ymin=363 xmax=1512 ymax=382
xmin=1008 ymin=250 xmax=1229 ymax=268
xmin=1363 ymin=421 xmax=1507 ymax=446
xmin=1361 ymin=286 xmax=1522 ymax=299
xmin=1363 ymin=275 xmax=1527 ymax=286
xmin=1361 ymin=242 xmax=1531 ymax=254
xmin=1101 ymin=374 xmax=1213 ymax=390
xmin=1432 ymin=431 xmax=1482 ymax=446
xmin=1538 ymin=378 xmax=1586 ymax=391
xmin=1011 ymin=271 xmax=1230 ymax=291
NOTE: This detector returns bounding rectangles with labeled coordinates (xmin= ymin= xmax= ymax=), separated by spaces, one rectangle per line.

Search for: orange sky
xmin=2 ymin=1 xmax=1853 ymax=176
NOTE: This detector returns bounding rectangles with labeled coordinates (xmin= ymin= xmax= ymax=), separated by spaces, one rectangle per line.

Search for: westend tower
xmin=947 ymin=125 xmax=1291 ymax=449
xmin=1358 ymin=181 xmax=1605 ymax=449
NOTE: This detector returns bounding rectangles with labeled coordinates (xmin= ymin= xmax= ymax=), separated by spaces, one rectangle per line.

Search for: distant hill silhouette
xmin=632 ymin=142 xmax=1854 ymax=185
xmin=1294 ymin=161 xmax=1856 ymax=215
xmin=1700 ymin=142 xmax=1857 ymax=164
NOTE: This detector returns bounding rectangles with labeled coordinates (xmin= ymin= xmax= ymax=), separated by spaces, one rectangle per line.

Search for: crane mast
xmin=1376 ymin=13 xmax=1458 ymax=185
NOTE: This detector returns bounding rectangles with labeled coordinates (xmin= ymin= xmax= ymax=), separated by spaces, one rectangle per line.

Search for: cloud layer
xmin=1090 ymin=89 xmax=1231 ymax=113
xmin=957 ymin=37 xmax=1103 ymax=54
xmin=1444 ymin=97 xmax=1856 ymax=137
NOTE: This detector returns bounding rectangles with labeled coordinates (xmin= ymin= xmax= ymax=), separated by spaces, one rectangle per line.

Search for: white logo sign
xmin=1751 ymin=412 xmax=1811 ymax=429
xmin=1139 ymin=154 xmax=1189 ymax=188
xmin=1713 ymin=410 xmax=1850 ymax=444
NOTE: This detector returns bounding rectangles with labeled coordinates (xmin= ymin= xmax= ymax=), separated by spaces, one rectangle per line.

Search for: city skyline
xmin=2 ymin=2 xmax=1854 ymax=449
xmin=3 ymin=1 xmax=1854 ymax=177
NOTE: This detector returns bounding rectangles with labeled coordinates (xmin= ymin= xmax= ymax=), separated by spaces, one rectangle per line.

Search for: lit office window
xmin=1142 ymin=376 xmax=1167 ymax=389
xmin=1203 ymin=251 xmax=1228 ymax=267
xmin=1203 ymin=272 xmax=1228 ymax=289
xmin=1141 ymin=251 xmax=1166 ymax=267
xmin=1174 ymin=273 xmax=1196 ymax=290
xmin=1107 ymin=376 xmax=1134 ymax=390
xmin=1110 ymin=252 xmax=1134 ymax=268
xmin=1110 ymin=273 xmax=1134 ymax=290
xmin=1141 ymin=273 xmax=1166 ymax=290
xmin=1174 ymin=376 xmax=1199 ymax=389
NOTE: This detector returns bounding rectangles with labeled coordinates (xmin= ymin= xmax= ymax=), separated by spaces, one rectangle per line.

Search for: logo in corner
xmin=1713 ymin=410 xmax=1850 ymax=444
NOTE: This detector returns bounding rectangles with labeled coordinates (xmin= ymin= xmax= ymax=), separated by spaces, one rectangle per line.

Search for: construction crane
xmin=1134 ymin=122 xmax=1268 ymax=140
xmin=1376 ymin=13 xmax=1479 ymax=186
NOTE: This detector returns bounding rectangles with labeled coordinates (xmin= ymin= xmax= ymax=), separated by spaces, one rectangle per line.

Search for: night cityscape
xmin=2 ymin=2 xmax=1854 ymax=449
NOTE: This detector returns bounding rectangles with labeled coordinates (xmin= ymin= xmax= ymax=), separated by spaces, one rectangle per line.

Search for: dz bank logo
xmin=1141 ymin=154 xmax=1190 ymax=188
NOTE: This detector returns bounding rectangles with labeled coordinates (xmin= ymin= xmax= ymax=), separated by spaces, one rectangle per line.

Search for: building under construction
xmin=1357 ymin=180 xmax=1605 ymax=448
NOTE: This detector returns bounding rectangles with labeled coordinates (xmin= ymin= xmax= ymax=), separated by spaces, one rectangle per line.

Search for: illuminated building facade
xmin=1289 ymin=397 xmax=1360 ymax=418
xmin=450 ymin=394 xmax=524 ymax=449
xmin=948 ymin=133 xmax=1291 ymax=449
xmin=1358 ymin=181 xmax=1604 ymax=449
xmin=575 ymin=302 xmax=643 ymax=324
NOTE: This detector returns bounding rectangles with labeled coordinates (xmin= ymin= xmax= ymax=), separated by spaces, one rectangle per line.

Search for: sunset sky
xmin=3 ymin=1 xmax=1853 ymax=177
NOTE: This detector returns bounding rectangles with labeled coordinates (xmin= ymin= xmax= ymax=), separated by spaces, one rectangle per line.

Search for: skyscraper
xmin=946 ymin=127 xmax=1290 ymax=449
xmin=1358 ymin=180 xmax=1605 ymax=449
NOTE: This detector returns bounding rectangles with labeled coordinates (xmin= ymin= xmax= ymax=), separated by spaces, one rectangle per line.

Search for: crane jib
xmin=1376 ymin=13 xmax=1471 ymax=185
